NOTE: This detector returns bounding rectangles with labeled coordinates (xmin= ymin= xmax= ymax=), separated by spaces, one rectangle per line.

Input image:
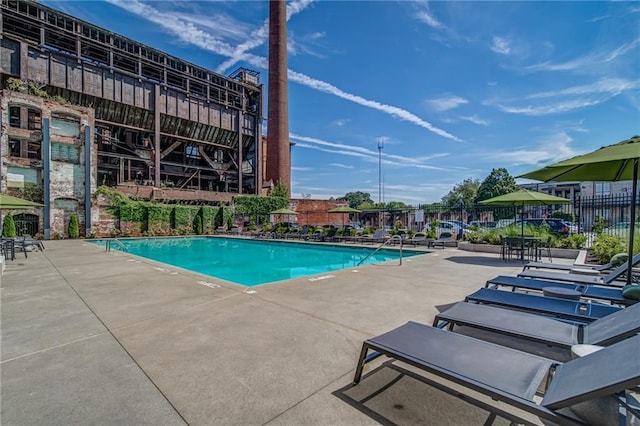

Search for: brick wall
xmin=290 ymin=199 xmax=351 ymax=227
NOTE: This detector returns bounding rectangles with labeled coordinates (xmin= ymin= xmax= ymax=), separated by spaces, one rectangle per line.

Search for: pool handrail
xmin=357 ymin=235 xmax=403 ymax=266
xmin=105 ymin=238 xmax=128 ymax=252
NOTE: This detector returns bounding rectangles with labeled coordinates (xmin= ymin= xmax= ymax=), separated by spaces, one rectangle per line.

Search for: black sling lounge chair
xmin=523 ymin=252 xmax=640 ymax=274
xmin=486 ymin=275 xmax=636 ymax=306
xmin=465 ymin=287 xmax=621 ymax=323
xmin=518 ymin=258 xmax=638 ymax=286
xmin=433 ymin=301 xmax=640 ymax=349
xmin=353 ymin=322 xmax=640 ymax=426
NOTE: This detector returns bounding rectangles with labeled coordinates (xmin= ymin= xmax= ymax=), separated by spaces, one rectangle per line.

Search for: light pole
xmin=377 ymin=138 xmax=384 ymax=228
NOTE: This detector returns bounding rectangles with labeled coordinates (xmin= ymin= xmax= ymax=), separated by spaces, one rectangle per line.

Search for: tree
xmin=475 ymin=168 xmax=519 ymax=220
xmin=442 ymin=178 xmax=480 ymax=207
xmin=193 ymin=215 xmax=203 ymax=234
xmin=2 ymin=213 xmax=16 ymax=237
xmin=475 ymin=168 xmax=518 ymax=202
xmin=338 ymin=191 xmax=373 ymax=209
xmin=271 ymin=179 xmax=288 ymax=198
xmin=68 ymin=214 xmax=79 ymax=238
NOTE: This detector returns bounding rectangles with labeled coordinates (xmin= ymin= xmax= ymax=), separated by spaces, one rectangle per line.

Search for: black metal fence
xmin=399 ymin=193 xmax=639 ymax=235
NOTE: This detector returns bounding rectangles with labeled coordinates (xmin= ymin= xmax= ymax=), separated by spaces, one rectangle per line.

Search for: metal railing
xmin=357 ymin=235 xmax=403 ymax=266
xmin=105 ymin=238 xmax=128 ymax=252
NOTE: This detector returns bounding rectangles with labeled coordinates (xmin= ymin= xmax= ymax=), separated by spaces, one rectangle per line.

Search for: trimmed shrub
xmin=2 ymin=213 xmax=17 ymax=237
xmin=590 ymin=234 xmax=626 ymax=264
xmin=194 ymin=215 xmax=203 ymax=234
xmin=68 ymin=214 xmax=79 ymax=238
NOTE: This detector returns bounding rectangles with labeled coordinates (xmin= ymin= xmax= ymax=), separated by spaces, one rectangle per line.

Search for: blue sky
xmin=44 ymin=1 xmax=640 ymax=204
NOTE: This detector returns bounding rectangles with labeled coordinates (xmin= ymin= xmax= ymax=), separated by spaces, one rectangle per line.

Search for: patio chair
xmin=465 ymin=287 xmax=621 ymax=323
xmin=501 ymin=236 xmax=525 ymax=261
xmin=519 ymin=258 xmax=639 ymax=286
xmin=433 ymin=301 xmax=640 ymax=349
xmin=353 ymin=322 xmax=640 ymax=426
xmin=486 ymin=275 xmax=636 ymax=306
xmin=1 ymin=238 xmax=16 ymax=261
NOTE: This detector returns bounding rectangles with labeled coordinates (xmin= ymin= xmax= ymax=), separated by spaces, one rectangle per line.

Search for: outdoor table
xmin=542 ymin=286 xmax=582 ymax=300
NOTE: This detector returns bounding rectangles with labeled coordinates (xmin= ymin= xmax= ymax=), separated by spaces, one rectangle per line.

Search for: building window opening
xmin=9 ymin=106 xmax=20 ymax=127
xmin=595 ymin=182 xmax=611 ymax=196
xmin=9 ymin=138 xmax=21 ymax=157
xmin=186 ymin=145 xmax=200 ymax=159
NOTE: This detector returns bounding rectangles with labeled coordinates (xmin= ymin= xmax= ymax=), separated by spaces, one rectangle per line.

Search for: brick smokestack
xmin=266 ymin=0 xmax=290 ymax=194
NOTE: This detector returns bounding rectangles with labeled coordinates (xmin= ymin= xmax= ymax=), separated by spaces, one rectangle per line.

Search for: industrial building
xmin=0 ymin=0 xmax=266 ymax=237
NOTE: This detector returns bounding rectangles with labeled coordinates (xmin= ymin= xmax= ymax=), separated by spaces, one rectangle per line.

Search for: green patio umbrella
xmin=328 ymin=205 xmax=361 ymax=227
xmin=480 ymin=189 xmax=571 ymax=261
xmin=0 ymin=194 xmax=44 ymax=209
xmin=519 ymin=135 xmax=640 ymax=284
xmin=269 ymin=208 xmax=298 ymax=225
xmin=0 ymin=194 xmax=44 ymax=237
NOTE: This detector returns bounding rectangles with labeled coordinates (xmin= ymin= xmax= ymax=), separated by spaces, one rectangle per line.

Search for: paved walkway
xmin=2 ymin=239 xmax=548 ymax=425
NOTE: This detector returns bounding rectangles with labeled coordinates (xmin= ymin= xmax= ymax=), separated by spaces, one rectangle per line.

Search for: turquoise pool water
xmin=93 ymin=237 xmax=424 ymax=286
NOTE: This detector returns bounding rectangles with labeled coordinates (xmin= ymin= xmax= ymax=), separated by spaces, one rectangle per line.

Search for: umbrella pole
xmin=521 ymin=202 xmax=525 ymax=262
xmin=626 ymin=159 xmax=638 ymax=286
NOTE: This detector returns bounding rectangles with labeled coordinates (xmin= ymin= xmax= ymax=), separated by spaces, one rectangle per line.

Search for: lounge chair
xmin=518 ymin=258 xmax=638 ymax=286
xmin=486 ymin=275 xmax=636 ymax=306
xmin=431 ymin=231 xmax=456 ymax=249
xmin=357 ymin=229 xmax=385 ymax=244
xmin=404 ymin=232 xmax=428 ymax=246
xmin=352 ymin=322 xmax=640 ymax=426
xmin=523 ymin=252 xmax=640 ymax=274
xmin=433 ymin=301 xmax=640 ymax=349
xmin=465 ymin=287 xmax=621 ymax=323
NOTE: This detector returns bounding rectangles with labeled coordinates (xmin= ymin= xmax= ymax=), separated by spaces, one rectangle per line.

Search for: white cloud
xmin=427 ymin=95 xmax=469 ymax=112
xmin=291 ymin=166 xmax=313 ymax=171
xmin=483 ymin=131 xmax=579 ymax=166
xmin=107 ymin=0 xmax=460 ymax=142
xmin=329 ymin=163 xmax=354 ymax=169
xmin=524 ymin=38 xmax=640 ymax=72
xmin=460 ymin=115 xmax=490 ymax=126
xmin=490 ymin=36 xmax=511 ymax=55
xmin=495 ymin=77 xmax=640 ymax=116
xmin=527 ymin=77 xmax=639 ymax=99
xmin=415 ymin=10 xmax=446 ymax=30
xmin=288 ymin=70 xmax=460 ymax=140
xmin=216 ymin=0 xmax=315 ymax=73
xmin=290 ymin=133 xmax=453 ymax=171
xmin=332 ymin=118 xmax=350 ymax=127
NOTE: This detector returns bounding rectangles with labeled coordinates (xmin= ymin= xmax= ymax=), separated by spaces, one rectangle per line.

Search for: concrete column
xmin=238 ymin=110 xmax=243 ymax=193
xmin=266 ymin=0 xmax=290 ymax=194
xmin=84 ymin=125 xmax=92 ymax=236
xmin=154 ymin=84 xmax=161 ymax=185
xmin=43 ymin=118 xmax=51 ymax=239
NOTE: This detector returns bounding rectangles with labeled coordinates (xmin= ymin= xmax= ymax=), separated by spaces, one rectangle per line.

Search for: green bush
xmin=592 ymin=215 xmax=606 ymax=235
xmin=550 ymin=210 xmax=575 ymax=222
xmin=590 ymin=233 xmax=626 ymax=264
xmin=555 ymin=233 xmax=586 ymax=249
xmin=68 ymin=214 xmax=79 ymax=238
xmin=2 ymin=213 xmax=17 ymax=237
xmin=194 ymin=215 xmax=203 ymax=234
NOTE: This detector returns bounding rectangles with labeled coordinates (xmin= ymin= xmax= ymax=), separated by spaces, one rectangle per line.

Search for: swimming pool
xmin=94 ymin=237 xmax=425 ymax=286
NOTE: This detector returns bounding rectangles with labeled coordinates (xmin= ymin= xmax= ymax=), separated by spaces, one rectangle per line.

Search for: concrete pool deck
xmin=1 ymin=239 xmax=565 ymax=425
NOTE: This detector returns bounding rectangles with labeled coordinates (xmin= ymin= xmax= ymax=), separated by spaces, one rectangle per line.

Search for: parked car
xmin=424 ymin=220 xmax=468 ymax=239
xmin=606 ymin=221 xmax=640 ymax=230
xmin=495 ymin=219 xmax=516 ymax=228
xmin=469 ymin=221 xmax=496 ymax=229
xmin=513 ymin=218 xmax=574 ymax=235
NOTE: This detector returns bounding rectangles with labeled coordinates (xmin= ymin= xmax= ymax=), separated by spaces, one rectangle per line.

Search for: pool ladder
xmin=357 ymin=235 xmax=403 ymax=266
xmin=105 ymin=238 xmax=128 ymax=252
